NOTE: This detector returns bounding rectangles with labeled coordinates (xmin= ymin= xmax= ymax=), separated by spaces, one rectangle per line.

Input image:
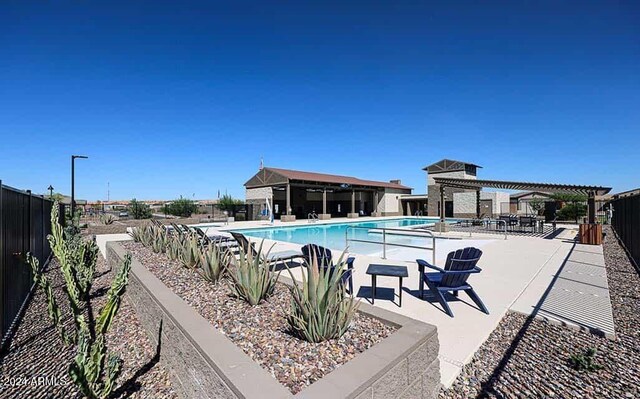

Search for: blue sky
xmin=1 ymin=1 xmax=638 ymax=200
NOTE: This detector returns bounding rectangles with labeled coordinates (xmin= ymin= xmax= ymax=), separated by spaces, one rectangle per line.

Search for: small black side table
xmin=366 ymin=264 xmax=409 ymax=307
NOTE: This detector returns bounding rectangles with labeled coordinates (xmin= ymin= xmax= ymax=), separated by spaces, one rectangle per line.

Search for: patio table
xmin=366 ymin=264 xmax=409 ymax=307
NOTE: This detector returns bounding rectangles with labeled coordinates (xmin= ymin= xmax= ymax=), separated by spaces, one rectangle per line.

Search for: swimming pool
xmin=236 ymin=217 xmax=456 ymax=256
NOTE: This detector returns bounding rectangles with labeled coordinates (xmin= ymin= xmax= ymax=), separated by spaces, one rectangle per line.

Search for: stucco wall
xmin=453 ymin=191 xmax=511 ymax=217
xmin=379 ymin=188 xmax=406 ymax=216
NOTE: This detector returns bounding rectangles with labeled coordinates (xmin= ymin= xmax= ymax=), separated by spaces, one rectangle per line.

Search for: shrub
xmin=129 ymin=199 xmax=152 ymax=219
xmin=228 ymin=241 xmax=278 ymax=305
xmin=149 ymin=224 xmax=168 ymax=254
xmin=285 ymin=252 xmax=358 ymax=343
xmin=569 ymin=348 xmax=602 ymax=372
xmin=218 ymin=194 xmax=244 ymax=213
xmin=163 ymin=197 xmax=197 ymax=218
xmin=557 ymin=203 xmax=587 ymax=222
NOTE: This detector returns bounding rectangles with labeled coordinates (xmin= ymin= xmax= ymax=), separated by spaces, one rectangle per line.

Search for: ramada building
xmin=244 ymin=160 xmax=512 ymax=221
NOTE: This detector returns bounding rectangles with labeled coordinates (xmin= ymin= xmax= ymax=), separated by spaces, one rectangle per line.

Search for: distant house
xmin=509 ymin=191 xmax=554 ymax=215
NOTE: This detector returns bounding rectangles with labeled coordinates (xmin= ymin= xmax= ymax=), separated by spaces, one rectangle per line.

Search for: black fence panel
xmin=0 ymin=181 xmax=55 ymax=341
xmin=611 ymin=193 xmax=640 ymax=268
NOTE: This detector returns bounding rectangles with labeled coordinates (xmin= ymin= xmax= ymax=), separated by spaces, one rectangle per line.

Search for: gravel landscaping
xmin=121 ymin=240 xmax=396 ymax=394
xmin=0 ymin=256 xmax=177 ymax=399
xmin=441 ymin=226 xmax=640 ymax=398
xmin=83 ymin=217 xmax=203 ymax=235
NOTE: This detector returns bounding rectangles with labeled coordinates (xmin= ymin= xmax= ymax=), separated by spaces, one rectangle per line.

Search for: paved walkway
xmin=512 ymin=242 xmax=615 ymax=338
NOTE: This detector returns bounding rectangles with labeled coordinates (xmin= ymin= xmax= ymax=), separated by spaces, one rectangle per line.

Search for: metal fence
xmin=0 ymin=180 xmax=55 ymax=341
xmin=610 ymin=193 xmax=640 ymax=268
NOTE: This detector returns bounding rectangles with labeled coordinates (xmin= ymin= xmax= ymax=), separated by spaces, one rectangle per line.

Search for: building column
xmin=351 ymin=189 xmax=355 ymax=213
xmin=476 ymin=190 xmax=481 ymax=219
xmin=322 ymin=188 xmax=327 ymax=214
xmin=440 ymin=185 xmax=446 ymax=222
xmin=286 ymin=183 xmax=290 ymax=215
xmin=282 ymin=183 xmax=296 ymax=222
xmin=348 ymin=188 xmax=359 ymax=218
xmin=373 ymin=191 xmax=380 ymax=216
xmin=319 ymin=188 xmax=330 ymax=220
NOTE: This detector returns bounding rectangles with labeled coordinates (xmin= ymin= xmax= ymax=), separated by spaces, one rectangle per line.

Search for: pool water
xmin=236 ymin=217 xmax=455 ymax=256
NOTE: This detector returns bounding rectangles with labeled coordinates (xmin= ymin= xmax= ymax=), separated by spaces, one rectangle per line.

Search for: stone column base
xmin=433 ymin=222 xmax=450 ymax=232
xmin=318 ymin=214 xmax=331 ymax=220
xmin=281 ymin=215 xmax=297 ymax=222
xmin=347 ymin=213 xmax=360 ymax=218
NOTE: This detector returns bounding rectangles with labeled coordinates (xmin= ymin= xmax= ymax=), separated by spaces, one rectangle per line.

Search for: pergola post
xmin=434 ymin=185 xmax=450 ymax=232
xmin=476 ymin=190 xmax=481 ymax=219
xmin=587 ymin=190 xmax=596 ymax=224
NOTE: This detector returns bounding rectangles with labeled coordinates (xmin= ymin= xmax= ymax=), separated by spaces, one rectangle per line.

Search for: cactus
xmin=30 ymin=202 xmax=133 ymax=398
xmin=25 ymin=253 xmax=71 ymax=344
xmin=68 ymin=254 xmax=131 ymax=399
xmin=227 ymin=241 xmax=278 ymax=305
xmin=285 ymin=251 xmax=358 ymax=343
xmin=199 ymin=241 xmax=228 ymax=283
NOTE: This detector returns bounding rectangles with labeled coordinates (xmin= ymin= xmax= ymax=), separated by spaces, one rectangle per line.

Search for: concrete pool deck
xmin=95 ymin=217 xmax=613 ymax=388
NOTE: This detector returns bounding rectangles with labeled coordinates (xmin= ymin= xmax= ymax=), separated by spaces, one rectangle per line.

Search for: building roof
xmin=422 ymin=159 xmax=482 ymax=172
xmin=433 ymin=177 xmax=611 ymax=196
xmin=245 ymin=167 xmax=412 ymax=190
xmin=509 ymin=191 xmax=554 ymax=199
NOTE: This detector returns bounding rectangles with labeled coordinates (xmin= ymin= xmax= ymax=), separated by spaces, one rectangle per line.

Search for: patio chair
xmin=519 ymin=216 xmax=535 ymax=233
xmin=300 ymin=244 xmax=354 ymax=294
xmin=416 ymin=247 xmax=488 ymax=317
xmin=230 ymin=232 xmax=304 ymax=265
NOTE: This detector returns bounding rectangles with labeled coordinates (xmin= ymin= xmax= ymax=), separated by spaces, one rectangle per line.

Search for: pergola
xmin=433 ymin=177 xmax=612 ymax=224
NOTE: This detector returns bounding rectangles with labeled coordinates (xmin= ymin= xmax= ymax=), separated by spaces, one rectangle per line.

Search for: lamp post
xmin=47 ymin=185 xmax=54 ymax=199
xmin=71 ymin=155 xmax=88 ymax=222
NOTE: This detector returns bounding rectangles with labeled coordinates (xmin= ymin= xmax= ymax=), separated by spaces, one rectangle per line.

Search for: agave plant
xmin=129 ymin=223 xmax=154 ymax=246
xmin=227 ymin=241 xmax=278 ymax=305
xmin=149 ymin=225 xmax=168 ymax=253
xmin=199 ymin=241 xmax=229 ymax=283
xmin=286 ymin=251 xmax=358 ymax=343
xmin=178 ymin=233 xmax=202 ymax=269
xmin=166 ymin=234 xmax=184 ymax=261
xmin=100 ymin=213 xmax=116 ymax=225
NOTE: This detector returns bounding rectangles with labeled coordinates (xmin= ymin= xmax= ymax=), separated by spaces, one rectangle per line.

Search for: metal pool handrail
xmin=345 ymin=226 xmax=436 ymax=265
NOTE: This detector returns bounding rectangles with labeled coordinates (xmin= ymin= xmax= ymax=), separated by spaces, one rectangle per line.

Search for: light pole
xmin=71 ymin=155 xmax=88 ymax=222
xmin=47 ymin=185 xmax=54 ymax=199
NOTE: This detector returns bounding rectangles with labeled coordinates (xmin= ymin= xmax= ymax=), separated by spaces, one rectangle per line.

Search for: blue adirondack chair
xmin=301 ymin=244 xmax=354 ymax=294
xmin=416 ymin=247 xmax=488 ymax=317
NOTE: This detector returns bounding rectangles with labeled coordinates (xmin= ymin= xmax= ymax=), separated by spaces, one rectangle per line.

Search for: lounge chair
xmin=230 ymin=232 xmax=304 ymax=264
xmin=416 ymin=247 xmax=488 ymax=317
xmin=301 ymin=244 xmax=355 ymax=294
